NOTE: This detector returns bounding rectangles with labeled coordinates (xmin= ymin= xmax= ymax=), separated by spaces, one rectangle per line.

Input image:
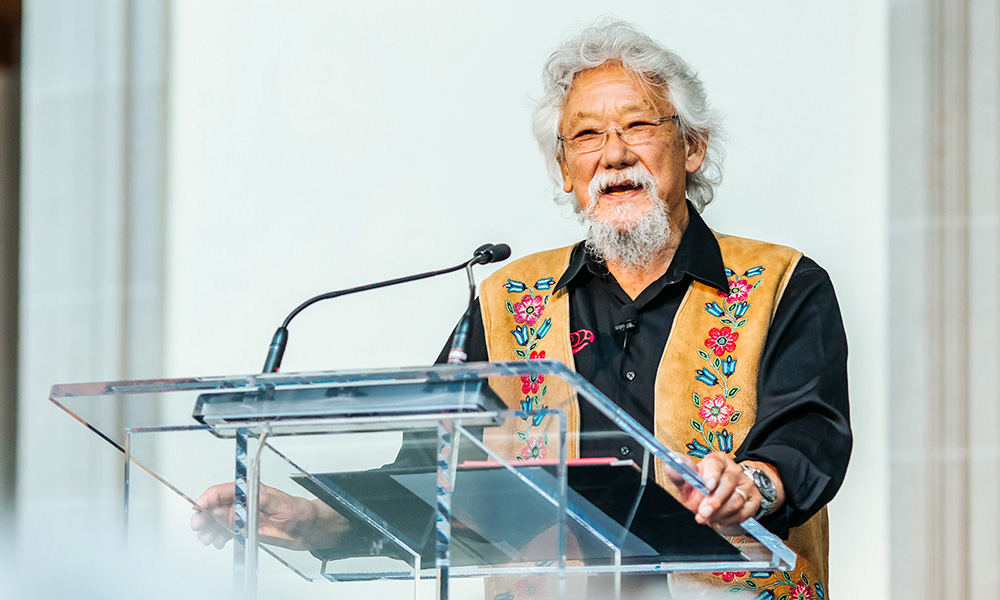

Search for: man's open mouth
xmin=603 ymin=182 xmax=643 ymax=196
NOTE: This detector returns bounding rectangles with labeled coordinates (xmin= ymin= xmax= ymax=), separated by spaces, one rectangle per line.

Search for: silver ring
xmin=734 ymin=487 xmax=749 ymax=503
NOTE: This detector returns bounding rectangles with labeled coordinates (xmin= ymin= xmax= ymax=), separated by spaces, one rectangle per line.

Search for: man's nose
xmin=600 ymin=129 xmax=638 ymax=169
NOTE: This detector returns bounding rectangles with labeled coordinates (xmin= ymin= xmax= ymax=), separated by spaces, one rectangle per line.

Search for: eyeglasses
xmin=558 ymin=115 xmax=679 ymax=154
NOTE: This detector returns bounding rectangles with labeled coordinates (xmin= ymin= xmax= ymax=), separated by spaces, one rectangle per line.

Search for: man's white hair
xmin=532 ymin=18 xmax=725 ymax=213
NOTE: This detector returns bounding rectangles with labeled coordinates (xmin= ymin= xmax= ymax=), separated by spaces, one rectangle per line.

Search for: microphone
xmin=260 ymin=243 xmax=511 ymax=373
xmin=472 ymin=243 xmax=511 ymax=265
xmin=447 ymin=243 xmax=511 ymax=364
xmin=615 ymin=303 xmax=638 ymax=353
xmin=615 ymin=304 xmax=638 ymax=334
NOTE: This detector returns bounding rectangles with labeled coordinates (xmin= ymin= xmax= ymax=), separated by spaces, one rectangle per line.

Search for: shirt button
xmin=625 ymin=370 xmax=636 ymax=381
xmin=619 ymin=445 xmax=630 ymax=457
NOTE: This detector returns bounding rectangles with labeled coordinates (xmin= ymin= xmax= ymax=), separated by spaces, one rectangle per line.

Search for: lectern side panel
xmin=124 ymin=426 xmax=328 ymax=597
xmin=475 ymin=365 xmax=795 ymax=573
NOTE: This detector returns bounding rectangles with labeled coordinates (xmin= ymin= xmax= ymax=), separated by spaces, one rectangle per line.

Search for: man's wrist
xmin=290 ymin=498 xmax=347 ymax=549
xmin=739 ymin=461 xmax=784 ymax=519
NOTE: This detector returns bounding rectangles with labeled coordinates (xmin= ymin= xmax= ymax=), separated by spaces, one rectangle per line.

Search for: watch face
xmin=743 ymin=465 xmax=777 ymax=504
xmin=753 ymin=470 xmax=777 ymax=502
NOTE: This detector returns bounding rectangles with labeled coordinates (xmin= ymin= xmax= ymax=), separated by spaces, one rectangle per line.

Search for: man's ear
xmin=684 ymin=136 xmax=708 ymax=174
xmin=560 ymin=159 xmax=573 ymax=193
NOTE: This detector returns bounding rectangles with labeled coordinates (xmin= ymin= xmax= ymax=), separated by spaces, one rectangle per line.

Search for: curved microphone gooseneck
xmin=446 ymin=243 xmax=511 ymax=364
xmin=261 ymin=243 xmax=511 ymax=373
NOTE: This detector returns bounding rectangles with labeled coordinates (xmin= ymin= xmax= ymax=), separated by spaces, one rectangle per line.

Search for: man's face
xmin=557 ymin=63 xmax=706 ymax=230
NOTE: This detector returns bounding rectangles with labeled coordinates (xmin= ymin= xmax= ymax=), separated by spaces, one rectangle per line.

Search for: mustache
xmin=588 ymin=166 xmax=659 ymax=202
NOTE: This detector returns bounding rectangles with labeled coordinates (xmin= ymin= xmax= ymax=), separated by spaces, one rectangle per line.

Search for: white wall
xmin=162 ymin=1 xmax=888 ymax=597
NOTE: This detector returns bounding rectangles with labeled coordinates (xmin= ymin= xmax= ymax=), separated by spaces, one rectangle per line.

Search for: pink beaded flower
xmin=699 ymin=395 xmax=735 ymax=429
xmin=719 ymin=278 xmax=751 ymax=304
xmin=520 ymin=437 xmax=546 ymax=461
xmin=513 ymin=294 xmax=545 ymax=326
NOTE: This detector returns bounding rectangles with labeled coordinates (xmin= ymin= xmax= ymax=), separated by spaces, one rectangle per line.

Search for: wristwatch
xmin=741 ymin=463 xmax=778 ymax=519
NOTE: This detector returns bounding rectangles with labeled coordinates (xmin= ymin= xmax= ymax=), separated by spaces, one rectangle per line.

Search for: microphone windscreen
xmin=621 ymin=303 xmax=638 ymax=323
xmin=487 ymin=243 xmax=511 ymax=263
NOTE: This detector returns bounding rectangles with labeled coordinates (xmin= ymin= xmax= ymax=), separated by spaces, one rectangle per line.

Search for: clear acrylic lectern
xmin=50 ymin=360 xmax=795 ymax=600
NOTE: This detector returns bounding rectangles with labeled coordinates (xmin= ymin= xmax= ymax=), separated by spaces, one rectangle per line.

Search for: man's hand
xmin=190 ymin=483 xmax=347 ymax=551
xmin=670 ymin=452 xmax=785 ymax=528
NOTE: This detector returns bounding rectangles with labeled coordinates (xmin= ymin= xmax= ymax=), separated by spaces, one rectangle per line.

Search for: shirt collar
xmin=554 ymin=202 xmax=730 ymax=293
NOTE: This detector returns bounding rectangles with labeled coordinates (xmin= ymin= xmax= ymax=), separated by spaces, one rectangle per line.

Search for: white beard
xmin=583 ymin=166 xmax=672 ymax=271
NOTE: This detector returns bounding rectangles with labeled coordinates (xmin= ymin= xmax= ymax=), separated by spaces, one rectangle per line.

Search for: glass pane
xmin=52 ymin=361 xmax=795 ymax=596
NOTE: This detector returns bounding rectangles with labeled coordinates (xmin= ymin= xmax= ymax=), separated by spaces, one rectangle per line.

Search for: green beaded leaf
xmin=730 ymin=412 xmax=743 ymax=423
xmin=801 ymin=572 xmax=810 ymax=585
xmin=698 ymin=349 xmax=710 ymax=360
xmin=691 ymin=419 xmax=704 ymax=433
xmin=693 ymin=392 xmax=701 ymax=407
xmin=516 ymin=430 xmax=528 ymax=441
xmin=743 ymin=580 xmax=759 ymax=589
xmin=505 ymin=301 xmax=515 ymax=315
xmin=721 ymin=318 xmax=734 ymax=325
xmin=781 ymin=571 xmax=792 ymax=582
xmin=727 ymin=386 xmax=741 ymax=397
xmin=514 ymin=348 xmax=527 ymax=358
xmin=751 ymin=279 xmax=763 ymax=291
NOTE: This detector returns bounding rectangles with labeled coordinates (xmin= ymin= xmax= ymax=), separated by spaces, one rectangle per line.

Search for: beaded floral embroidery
xmin=713 ymin=569 xmax=825 ymax=600
xmin=504 ymin=277 xmax=555 ymax=460
xmin=492 ymin=575 xmax=545 ymax=600
xmin=693 ymin=266 xmax=826 ymax=597
xmin=685 ymin=266 xmax=764 ymax=459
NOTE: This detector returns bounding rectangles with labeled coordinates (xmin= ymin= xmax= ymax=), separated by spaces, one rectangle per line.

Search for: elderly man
xmin=443 ymin=20 xmax=850 ymax=598
xmin=193 ymin=19 xmax=851 ymax=599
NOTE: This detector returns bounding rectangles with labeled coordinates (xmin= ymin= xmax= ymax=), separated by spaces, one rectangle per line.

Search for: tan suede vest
xmin=479 ymin=235 xmax=831 ymax=598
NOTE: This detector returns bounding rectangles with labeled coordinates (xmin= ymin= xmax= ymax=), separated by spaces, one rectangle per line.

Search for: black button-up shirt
xmin=437 ymin=208 xmax=851 ymax=537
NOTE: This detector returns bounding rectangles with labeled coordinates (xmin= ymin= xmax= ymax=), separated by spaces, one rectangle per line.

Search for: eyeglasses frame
xmin=557 ymin=115 xmax=680 ymax=155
